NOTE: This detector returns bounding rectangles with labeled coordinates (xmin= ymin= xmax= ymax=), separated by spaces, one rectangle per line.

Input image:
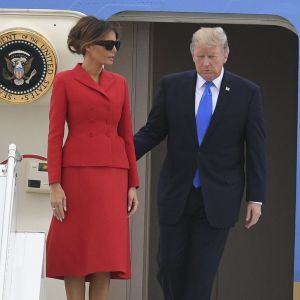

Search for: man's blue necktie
xmin=193 ymin=81 xmax=213 ymax=188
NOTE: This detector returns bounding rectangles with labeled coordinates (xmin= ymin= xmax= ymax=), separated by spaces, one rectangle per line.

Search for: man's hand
xmin=245 ymin=202 xmax=262 ymax=229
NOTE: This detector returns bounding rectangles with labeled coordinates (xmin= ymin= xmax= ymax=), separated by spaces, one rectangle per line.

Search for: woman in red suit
xmin=46 ymin=16 xmax=139 ymax=300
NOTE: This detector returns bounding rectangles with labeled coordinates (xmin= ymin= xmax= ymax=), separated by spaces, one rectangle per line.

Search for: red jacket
xmin=47 ymin=64 xmax=139 ymax=187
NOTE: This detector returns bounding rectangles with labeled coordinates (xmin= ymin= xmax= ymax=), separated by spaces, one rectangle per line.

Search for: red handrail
xmin=0 ymin=154 xmax=47 ymax=165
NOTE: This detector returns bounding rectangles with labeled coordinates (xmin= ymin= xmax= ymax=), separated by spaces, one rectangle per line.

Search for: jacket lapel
xmin=183 ymin=71 xmax=199 ymax=150
xmin=72 ymin=64 xmax=115 ymax=99
xmin=201 ymin=70 xmax=232 ymax=146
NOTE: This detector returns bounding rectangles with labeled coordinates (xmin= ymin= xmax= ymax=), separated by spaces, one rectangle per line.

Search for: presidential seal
xmin=0 ymin=29 xmax=57 ymax=104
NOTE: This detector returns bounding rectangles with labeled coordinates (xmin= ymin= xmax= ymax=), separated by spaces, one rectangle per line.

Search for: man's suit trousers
xmin=157 ymin=187 xmax=230 ymax=300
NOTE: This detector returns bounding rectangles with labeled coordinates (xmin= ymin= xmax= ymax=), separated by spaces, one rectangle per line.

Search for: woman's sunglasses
xmin=93 ymin=40 xmax=121 ymax=51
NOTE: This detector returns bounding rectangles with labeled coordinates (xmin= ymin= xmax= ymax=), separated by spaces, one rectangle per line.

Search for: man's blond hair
xmin=190 ymin=27 xmax=229 ymax=55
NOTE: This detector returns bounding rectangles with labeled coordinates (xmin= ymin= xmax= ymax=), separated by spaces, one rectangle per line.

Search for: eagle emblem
xmin=0 ymin=29 xmax=57 ymax=104
xmin=3 ymin=50 xmax=37 ymax=86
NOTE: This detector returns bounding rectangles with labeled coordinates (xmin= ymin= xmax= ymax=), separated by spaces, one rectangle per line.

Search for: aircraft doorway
xmin=148 ymin=22 xmax=298 ymax=300
xmin=109 ymin=16 xmax=298 ymax=300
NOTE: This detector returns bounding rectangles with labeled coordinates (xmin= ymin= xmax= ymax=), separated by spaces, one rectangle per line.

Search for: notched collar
xmin=72 ymin=64 xmax=116 ymax=98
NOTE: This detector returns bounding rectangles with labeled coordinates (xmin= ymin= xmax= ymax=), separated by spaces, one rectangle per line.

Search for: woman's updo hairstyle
xmin=67 ymin=16 xmax=120 ymax=55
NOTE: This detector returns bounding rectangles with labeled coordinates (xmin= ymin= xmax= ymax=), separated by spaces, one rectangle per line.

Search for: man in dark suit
xmin=134 ymin=27 xmax=266 ymax=300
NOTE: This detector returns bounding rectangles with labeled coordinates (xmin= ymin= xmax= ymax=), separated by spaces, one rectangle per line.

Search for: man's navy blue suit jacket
xmin=134 ymin=69 xmax=266 ymax=228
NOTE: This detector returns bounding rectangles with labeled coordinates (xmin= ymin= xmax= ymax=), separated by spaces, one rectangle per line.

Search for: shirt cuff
xmin=249 ymin=201 xmax=262 ymax=205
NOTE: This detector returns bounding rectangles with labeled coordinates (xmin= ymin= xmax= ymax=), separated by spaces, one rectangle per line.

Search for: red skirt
xmin=46 ymin=167 xmax=131 ymax=280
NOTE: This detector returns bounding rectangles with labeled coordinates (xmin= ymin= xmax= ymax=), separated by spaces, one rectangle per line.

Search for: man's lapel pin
xmin=225 ymin=86 xmax=230 ymax=92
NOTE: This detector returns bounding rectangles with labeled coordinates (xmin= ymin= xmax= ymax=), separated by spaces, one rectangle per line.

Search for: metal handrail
xmin=0 ymin=144 xmax=21 ymax=300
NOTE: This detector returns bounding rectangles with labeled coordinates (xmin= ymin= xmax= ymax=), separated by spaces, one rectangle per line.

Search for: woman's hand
xmin=50 ymin=183 xmax=67 ymax=221
xmin=127 ymin=187 xmax=138 ymax=217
